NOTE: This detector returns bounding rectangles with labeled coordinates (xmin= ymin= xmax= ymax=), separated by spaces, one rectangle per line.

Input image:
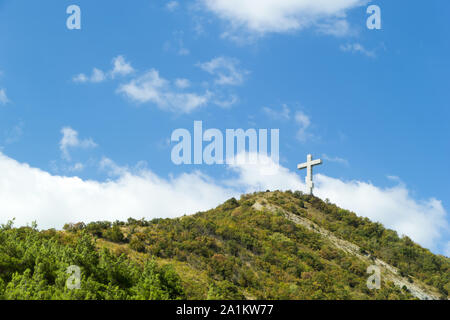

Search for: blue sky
xmin=0 ymin=0 xmax=449 ymax=255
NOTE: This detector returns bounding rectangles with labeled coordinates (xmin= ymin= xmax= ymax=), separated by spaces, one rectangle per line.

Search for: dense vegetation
xmin=0 ymin=191 xmax=448 ymax=300
xmin=0 ymin=221 xmax=184 ymax=300
xmin=302 ymin=194 xmax=450 ymax=296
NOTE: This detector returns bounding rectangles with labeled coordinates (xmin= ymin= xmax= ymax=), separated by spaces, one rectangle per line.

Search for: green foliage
xmin=103 ymin=226 xmax=126 ymax=243
xmin=129 ymin=233 xmax=147 ymax=253
xmin=207 ymin=281 xmax=245 ymax=300
xmin=132 ymin=260 xmax=184 ymax=300
xmin=0 ymin=226 xmax=184 ymax=300
xmin=1 ymin=191 xmax=448 ymax=300
xmin=300 ymin=195 xmax=450 ymax=295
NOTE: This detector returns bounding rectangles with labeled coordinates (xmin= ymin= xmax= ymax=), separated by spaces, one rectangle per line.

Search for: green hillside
xmin=0 ymin=191 xmax=448 ymax=300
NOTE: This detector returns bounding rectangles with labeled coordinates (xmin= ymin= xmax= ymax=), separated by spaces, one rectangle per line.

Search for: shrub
xmin=63 ymin=222 xmax=86 ymax=233
xmin=104 ymin=226 xmax=126 ymax=243
xmin=129 ymin=237 xmax=146 ymax=253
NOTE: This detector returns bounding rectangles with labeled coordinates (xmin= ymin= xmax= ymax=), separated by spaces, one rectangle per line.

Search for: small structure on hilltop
xmin=297 ymin=154 xmax=322 ymax=195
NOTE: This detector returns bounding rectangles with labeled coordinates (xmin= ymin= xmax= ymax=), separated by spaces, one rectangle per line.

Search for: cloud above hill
xmin=73 ymin=55 xmax=134 ymax=83
xmin=0 ymin=152 xmax=235 ymax=231
xmin=59 ymin=127 xmax=97 ymax=161
xmin=73 ymin=56 xmax=244 ymax=113
xmin=200 ymin=0 xmax=369 ymax=36
xmin=0 ymin=151 xmax=447 ymax=255
xmin=118 ymin=69 xmax=213 ymax=113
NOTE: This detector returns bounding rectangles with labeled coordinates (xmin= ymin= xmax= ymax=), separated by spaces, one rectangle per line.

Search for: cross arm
xmin=297 ymin=163 xmax=308 ymax=169
xmin=297 ymin=159 xmax=322 ymax=170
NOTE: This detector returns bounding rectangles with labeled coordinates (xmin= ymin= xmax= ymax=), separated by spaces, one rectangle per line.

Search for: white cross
xmin=297 ymin=154 xmax=322 ymax=195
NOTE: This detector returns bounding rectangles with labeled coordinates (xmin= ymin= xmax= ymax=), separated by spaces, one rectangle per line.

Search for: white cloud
xmin=118 ymin=69 xmax=213 ymax=113
xmin=314 ymin=175 xmax=448 ymax=250
xmin=74 ymin=55 xmax=134 ymax=83
xmin=294 ymin=111 xmax=312 ymax=142
xmin=0 ymin=152 xmax=234 ymax=230
xmin=69 ymin=162 xmax=84 ymax=172
xmin=59 ymin=127 xmax=97 ymax=161
xmin=73 ymin=68 xmax=106 ymax=83
xmin=91 ymin=68 xmax=106 ymax=83
xmin=198 ymin=57 xmax=248 ymax=86
xmin=99 ymin=157 xmax=132 ymax=177
xmin=213 ymin=94 xmax=239 ymax=108
xmin=73 ymin=74 xmax=88 ymax=83
xmin=167 ymin=1 xmax=180 ymax=11
xmin=200 ymin=0 xmax=368 ymax=36
xmin=322 ymin=154 xmax=349 ymax=166
xmin=75 ymin=57 xmax=243 ymax=112
xmin=263 ymin=104 xmax=291 ymax=120
xmin=0 ymin=88 xmax=9 ymax=105
xmin=317 ymin=19 xmax=352 ymax=37
xmin=263 ymin=106 xmax=315 ymax=142
xmin=111 ymin=55 xmax=135 ymax=77
xmin=0 ymin=151 xmax=447 ymax=254
xmin=340 ymin=43 xmax=376 ymax=57
xmin=175 ymin=78 xmax=191 ymax=89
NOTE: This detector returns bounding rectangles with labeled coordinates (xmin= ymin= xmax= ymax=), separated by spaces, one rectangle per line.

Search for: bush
xmin=0 ymin=228 xmax=185 ymax=300
xmin=104 ymin=226 xmax=125 ymax=243
xmin=207 ymin=281 xmax=245 ymax=300
xmin=222 ymin=198 xmax=239 ymax=211
xmin=129 ymin=237 xmax=146 ymax=253
xmin=63 ymin=222 xmax=86 ymax=233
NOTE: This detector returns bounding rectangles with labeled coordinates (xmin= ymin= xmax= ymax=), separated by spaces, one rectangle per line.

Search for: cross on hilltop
xmin=297 ymin=154 xmax=322 ymax=195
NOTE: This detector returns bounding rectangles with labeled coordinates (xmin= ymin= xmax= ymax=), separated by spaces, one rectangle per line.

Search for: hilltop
xmin=0 ymin=191 xmax=448 ymax=300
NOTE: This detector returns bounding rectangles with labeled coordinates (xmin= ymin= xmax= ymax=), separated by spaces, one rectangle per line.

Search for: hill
xmin=0 ymin=191 xmax=448 ymax=300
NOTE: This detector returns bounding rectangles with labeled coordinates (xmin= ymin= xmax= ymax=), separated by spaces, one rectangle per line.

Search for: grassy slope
xmin=92 ymin=191 xmax=449 ymax=300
